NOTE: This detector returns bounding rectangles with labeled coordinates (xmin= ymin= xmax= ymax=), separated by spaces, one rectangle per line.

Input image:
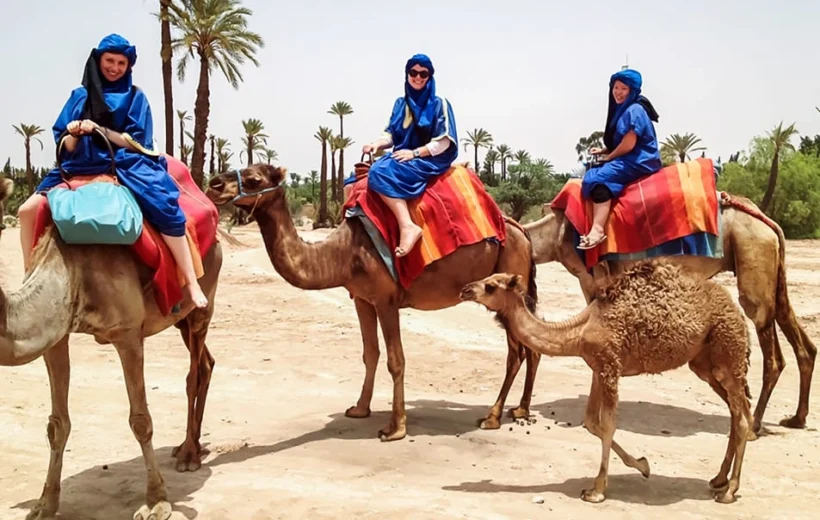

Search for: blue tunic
xmin=365 ymin=96 xmax=458 ymax=199
xmin=581 ymin=103 xmax=662 ymax=199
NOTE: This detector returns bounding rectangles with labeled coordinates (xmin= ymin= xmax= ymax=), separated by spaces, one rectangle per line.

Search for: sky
xmin=1 ymin=0 xmax=819 ymax=175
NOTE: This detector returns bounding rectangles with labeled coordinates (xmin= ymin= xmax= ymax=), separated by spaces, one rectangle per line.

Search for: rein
xmin=229 ymin=169 xmax=282 ymax=217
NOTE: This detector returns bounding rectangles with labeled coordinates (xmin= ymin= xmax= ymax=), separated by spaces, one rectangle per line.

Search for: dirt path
xmin=1 ymin=225 xmax=818 ymax=519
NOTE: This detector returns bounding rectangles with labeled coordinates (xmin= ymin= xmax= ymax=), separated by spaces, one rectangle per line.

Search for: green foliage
xmin=489 ymin=159 xmax=567 ymax=221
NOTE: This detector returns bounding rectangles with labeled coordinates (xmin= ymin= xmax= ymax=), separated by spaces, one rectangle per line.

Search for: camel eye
xmin=484 ymin=284 xmax=496 ymax=294
xmin=245 ymin=177 xmax=260 ymax=188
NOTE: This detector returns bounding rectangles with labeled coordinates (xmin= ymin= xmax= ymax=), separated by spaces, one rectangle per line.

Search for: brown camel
xmin=0 ymin=177 xmax=12 ymax=241
xmin=518 ymin=196 xmax=816 ymax=435
xmin=205 ymin=164 xmax=539 ymax=441
xmin=460 ymin=260 xmax=752 ymax=504
xmin=0 ymin=226 xmax=222 ymax=520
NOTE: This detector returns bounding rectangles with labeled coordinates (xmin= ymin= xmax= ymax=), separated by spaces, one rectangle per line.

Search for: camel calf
xmin=460 ymin=259 xmax=752 ymax=504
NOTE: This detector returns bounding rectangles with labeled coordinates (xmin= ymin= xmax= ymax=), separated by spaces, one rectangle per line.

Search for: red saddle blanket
xmin=342 ymin=164 xmax=508 ymax=288
xmin=32 ymin=154 xmax=219 ymax=315
xmin=550 ymin=157 xmax=720 ymax=268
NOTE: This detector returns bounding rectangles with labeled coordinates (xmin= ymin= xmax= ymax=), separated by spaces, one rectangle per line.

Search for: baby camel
xmin=460 ymin=259 xmax=752 ymax=504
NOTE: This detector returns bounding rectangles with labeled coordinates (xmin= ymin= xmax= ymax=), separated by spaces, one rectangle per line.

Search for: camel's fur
xmin=0 ymin=227 xmax=222 ymax=519
xmin=460 ymin=260 xmax=753 ymax=504
xmin=206 ymin=164 xmax=539 ymax=441
xmin=521 ymin=201 xmax=816 ymax=433
xmin=0 ymin=177 xmax=13 ymax=241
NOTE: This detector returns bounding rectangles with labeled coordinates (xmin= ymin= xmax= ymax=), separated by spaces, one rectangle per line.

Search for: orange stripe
xmin=410 ymin=199 xmax=442 ymax=262
xmin=451 ymin=167 xmax=495 ymax=237
xmin=676 ymin=160 xmax=708 ymax=232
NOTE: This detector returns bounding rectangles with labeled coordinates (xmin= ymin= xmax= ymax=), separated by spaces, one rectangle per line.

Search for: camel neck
xmin=0 ymin=236 xmax=75 ymax=366
xmin=504 ymin=300 xmax=587 ymax=357
xmin=253 ymin=196 xmax=352 ymax=290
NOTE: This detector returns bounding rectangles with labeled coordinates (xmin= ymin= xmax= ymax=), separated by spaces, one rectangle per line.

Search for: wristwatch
xmin=413 ymin=148 xmax=420 ymax=158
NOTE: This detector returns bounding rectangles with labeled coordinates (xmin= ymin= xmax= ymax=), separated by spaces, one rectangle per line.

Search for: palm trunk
xmin=330 ymin=149 xmax=337 ymax=202
xmin=246 ymin=137 xmax=253 ymax=167
xmin=318 ymin=142 xmax=328 ymax=226
xmin=190 ymin=54 xmax=210 ymax=189
xmin=337 ymin=115 xmax=345 ymax=202
xmin=179 ymin=120 xmax=185 ymax=164
xmin=24 ymin=140 xmax=33 ymax=194
xmin=760 ymin=148 xmax=780 ymax=213
xmin=679 ymin=151 xmax=686 ymax=163
xmin=160 ymin=0 xmax=174 ymax=156
xmin=209 ymin=136 xmax=215 ymax=175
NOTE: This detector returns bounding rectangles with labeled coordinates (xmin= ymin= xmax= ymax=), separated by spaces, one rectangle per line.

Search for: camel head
xmin=459 ymin=273 xmax=526 ymax=312
xmin=0 ymin=177 xmax=12 ymax=202
xmin=205 ymin=164 xmax=288 ymax=210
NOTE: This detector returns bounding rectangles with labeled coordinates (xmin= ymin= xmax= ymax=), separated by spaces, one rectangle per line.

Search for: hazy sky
xmin=1 ymin=0 xmax=819 ymax=175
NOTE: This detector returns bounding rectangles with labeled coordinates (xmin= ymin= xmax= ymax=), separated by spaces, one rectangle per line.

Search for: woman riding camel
xmin=17 ymin=33 xmax=208 ymax=308
xmin=357 ymin=53 xmax=458 ymax=257
xmin=580 ymin=68 xmax=662 ymax=250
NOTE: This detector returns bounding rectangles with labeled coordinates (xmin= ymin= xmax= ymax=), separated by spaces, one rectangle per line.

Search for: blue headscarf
xmin=81 ymin=34 xmax=138 ymax=130
xmin=402 ymin=53 xmax=437 ymax=129
xmin=603 ymin=68 xmax=659 ymax=150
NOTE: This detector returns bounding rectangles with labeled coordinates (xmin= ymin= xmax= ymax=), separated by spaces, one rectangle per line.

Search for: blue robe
xmin=362 ymin=96 xmax=458 ymax=199
xmin=581 ymin=102 xmax=662 ymax=199
xmin=38 ymin=34 xmax=186 ymax=237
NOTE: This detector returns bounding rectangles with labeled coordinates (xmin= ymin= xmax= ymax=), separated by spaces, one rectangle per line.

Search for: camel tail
xmin=216 ymin=225 xmax=246 ymax=247
xmin=506 ymin=216 xmax=538 ymax=312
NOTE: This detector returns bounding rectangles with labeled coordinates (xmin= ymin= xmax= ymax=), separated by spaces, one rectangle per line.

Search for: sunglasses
xmin=408 ymin=69 xmax=430 ymax=79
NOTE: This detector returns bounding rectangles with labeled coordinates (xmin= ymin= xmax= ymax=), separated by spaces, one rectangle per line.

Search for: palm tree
xmin=329 ymin=101 xmax=353 ymax=201
xmin=760 ymin=122 xmax=799 ymax=213
xmin=12 ymin=123 xmax=45 ymax=193
xmin=263 ymin=148 xmax=278 ymax=164
xmin=575 ymin=131 xmax=604 ymax=161
xmin=314 ymin=126 xmax=334 ymax=226
xmin=167 ymin=0 xmax=264 ymax=187
xmin=534 ymin=158 xmax=554 ymax=174
xmin=513 ymin=149 xmax=531 ymax=167
xmin=329 ymin=133 xmax=339 ymax=199
xmin=460 ymin=128 xmax=493 ymax=173
xmin=181 ymin=143 xmax=193 ymax=164
xmin=483 ymin=149 xmax=499 ymax=177
xmin=660 ymin=133 xmax=706 ymax=163
xmin=496 ymin=144 xmax=512 ymax=181
xmin=208 ymin=134 xmax=216 ymax=175
xmin=240 ymin=137 xmax=267 ymax=165
xmin=240 ymin=118 xmax=268 ymax=166
xmin=215 ymin=137 xmax=231 ymax=172
xmin=308 ymin=169 xmax=318 ymax=200
xmin=334 ymin=136 xmax=355 ymax=201
xmin=177 ymin=110 xmax=192 ymax=159
xmin=159 ymin=0 xmax=174 ymax=155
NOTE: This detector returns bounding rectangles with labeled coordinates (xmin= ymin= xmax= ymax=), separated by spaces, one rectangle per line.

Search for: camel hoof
xmin=378 ymin=425 xmax=406 ymax=442
xmin=26 ymin=503 xmax=56 ymax=520
xmin=714 ymin=491 xmax=737 ymax=504
xmin=746 ymin=429 xmax=759 ymax=442
xmin=478 ymin=416 xmax=501 ymax=430
xmin=133 ymin=500 xmax=172 ymax=520
xmin=709 ymin=476 xmax=729 ymax=490
xmin=636 ymin=457 xmax=650 ymax=478
xmin=779 ymin=415 xmax=807 ymax=429
xmin=173 ymin=443 xmax=208 ymax=472
xmin=580 ymin=488 xmax=606 ymax=503
xmin=507 ymin=406 xmax=530 ymax=420
xmin=345 ymin=405 xmax=371 ymax=419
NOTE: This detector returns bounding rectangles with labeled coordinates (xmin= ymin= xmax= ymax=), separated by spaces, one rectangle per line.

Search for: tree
xmin=334 ymin=136 xmax=354 ymax=201
xmin=798 ymin=135 xmax=820 ymax=157
xmin=215 ymin=137 xmax=231 ymax=172
xmin=314 ymin=126 xmax=333 ymax=227
xmin=481 ymin=148 xmax=499 ymax=184
xmin=240 ymin=118 xmax=268 ymax=166
xmin=460 ymin=128 xmax=493 ymax=174
xmin=167 ymin=0 xmax=264 ymax=188
xmin=159 ymin=0 xmax=175 ymax=155
xmin=329 ymin=133 xmax=339 ymax=200
xmin=328 ymin=101 xmax=353 ymax=202
xmin=513 ymin=149 xmax=531 ymax=167
xmin=180 ymin=143 xmax=193 ymax=164
xmin=575 ymin=131 xmax=604 ymax=162
xmin=208 ymin=134 xmax=216 ymax=175
xmin=760 ymin=122 xmax=798 ymax=213
xmin=490 ymin=157 xmax=560 ymax=221
xmin=263 ymin=148 xmax=278 ymax=164
xmin=660 ymin=133 xmax=706 ymax=163
xmin=177 ymin=109 xmax=192 ymax=160
xmin=495 ymin=144 xmax=512 ymax=181
xmin=12 ymin=123 xmax=45 ymax=194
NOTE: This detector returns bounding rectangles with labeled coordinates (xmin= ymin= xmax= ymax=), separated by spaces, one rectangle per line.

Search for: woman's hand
xmin=589 ymin=147 xmax=606 ymax=156
xmin=362 ymin=142 xmax=378 ymax=154
xmin=66 ymin=120 xmax=83 ymax=137
xmin=392 ymin=149 xmax=414 ymax=163
xmin=79 ymin=119 xmax=99 ymax=135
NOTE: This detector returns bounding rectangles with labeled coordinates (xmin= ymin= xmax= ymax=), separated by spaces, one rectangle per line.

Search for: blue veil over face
xmin=81 ymin=33 xmax=138 ymax=130
xmin=603 ymin=68 xmax=659 ymax=150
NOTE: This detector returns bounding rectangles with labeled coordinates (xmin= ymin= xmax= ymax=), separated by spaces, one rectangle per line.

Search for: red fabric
xmin=342 ymin=165 xmax=507 ymax=288
xmin=32 ymin=154 xmax=218 ymax=315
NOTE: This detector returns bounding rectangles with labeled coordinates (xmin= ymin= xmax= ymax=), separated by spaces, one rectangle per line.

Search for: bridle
xmin=228 ymin=168 xmax=282 ymax=217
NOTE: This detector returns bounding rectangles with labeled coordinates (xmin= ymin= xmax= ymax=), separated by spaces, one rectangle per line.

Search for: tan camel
xmin=519 ymin=197 xmax=816 ymax=435
xmin=460 ymin=260 xmax=752 ymax=504
xmin=0 ymin=177 xmax=12 ymax=241
xmin=205 ymin=164 xmax=539 ymax=441
xmin=0 ymin=226 xmax=222 ymax=520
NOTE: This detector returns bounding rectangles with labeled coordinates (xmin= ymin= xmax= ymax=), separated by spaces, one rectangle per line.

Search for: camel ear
xmin=258 ymin=164 xmax=287 ymax=185
xmin=507 ymin=275 xmax=522 ymax=289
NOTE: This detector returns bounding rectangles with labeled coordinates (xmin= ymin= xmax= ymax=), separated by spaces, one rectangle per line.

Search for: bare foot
xmin=395 ymin=223 xmax=423 ymax=257
xmin=578 ymin=226 xmax=607 ymax=250
xmin=187 ymin=282 xmax=209 ymax=309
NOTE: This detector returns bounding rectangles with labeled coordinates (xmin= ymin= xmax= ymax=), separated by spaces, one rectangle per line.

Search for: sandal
xmin=578 ymin=232 xmax=607 ymax=250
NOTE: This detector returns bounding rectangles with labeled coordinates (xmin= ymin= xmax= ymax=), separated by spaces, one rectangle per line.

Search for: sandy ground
xmin=1 ymin=224 xmax=819 ymax=520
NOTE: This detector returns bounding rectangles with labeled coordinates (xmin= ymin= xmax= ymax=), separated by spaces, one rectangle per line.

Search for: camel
xmin=460 ymin=260 xmax=753 ymax=504
xmin=0 ymin=222 xmax=222 ymax=519
xmin=518 ymin=197 xmax=816 ymax=435
xmin=205 ymin=164 xmax=539 ymax=441
xmin=0 ymin=177 xmax=12 ymax=241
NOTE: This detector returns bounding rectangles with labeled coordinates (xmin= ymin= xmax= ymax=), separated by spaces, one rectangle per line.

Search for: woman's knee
xmin=18 ymin=194 xmax=43 ymax=220
xmin=590 ymin=185 xmax=613 ymax=204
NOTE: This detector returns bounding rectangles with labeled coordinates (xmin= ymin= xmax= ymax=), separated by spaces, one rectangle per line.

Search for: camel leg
xmin=27 ymin=337 xmax=71 ymax=520
xmin=480 ymin=329 xmax=524 ymax=429
xmin=775 ymin=307 xmax=817 ymax=429
xmin=689 ymin=351 xmax=756 ymax=442
xmin=712 ymin=369 xmax=751 ymax=504
xmin=114 ymin=338 xmax=172 ymax=520
xmin=583 ymin=372 xmax=650 ymax=478
xmin=375 ymin=304 xmax=407 ymax=441
xmin=509 ymin=346 xmax=541 ymax=420
xmin=750 ymin=323 xmax=784 ymax=433
xmin=172 ymin=314 xmax=215 ymax=472
xmin=581 ymin=366 xmax=619 ymax=503
xmin=345 ymin=298 xmax=380 ymax=419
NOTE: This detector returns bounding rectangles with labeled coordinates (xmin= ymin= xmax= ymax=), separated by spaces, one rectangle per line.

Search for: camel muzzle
xmin=459 ymin=285 xmax=478 ymax=301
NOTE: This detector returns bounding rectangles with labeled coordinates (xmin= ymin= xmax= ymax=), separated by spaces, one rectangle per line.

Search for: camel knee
xmin=46 ymin=415 xmax=71 ymax=449
xmin=362 ymin=346 xmax=380 ymax=366
xmin=129 ymin=413 xmax=154 ymax=443
xmin=386 ymin=356 xmax=404 ymax=379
